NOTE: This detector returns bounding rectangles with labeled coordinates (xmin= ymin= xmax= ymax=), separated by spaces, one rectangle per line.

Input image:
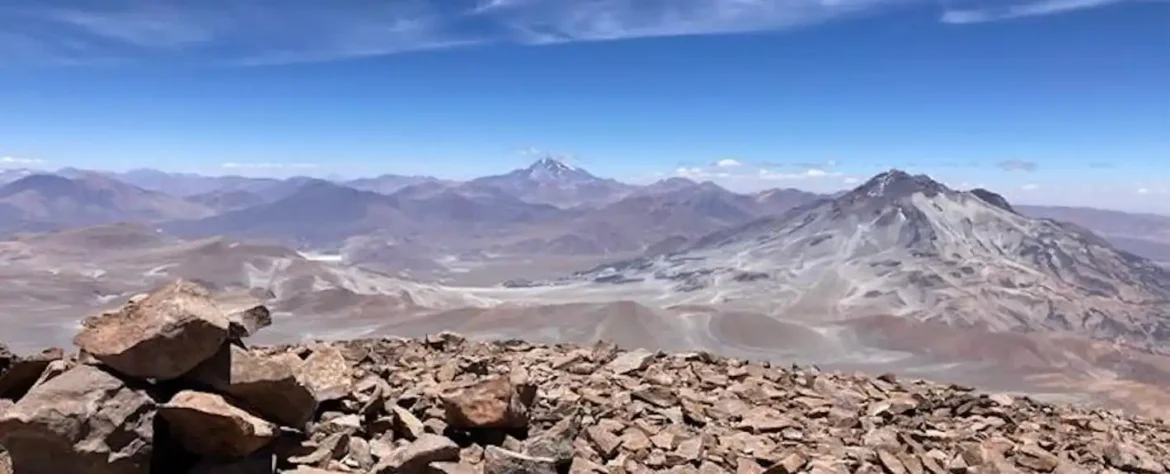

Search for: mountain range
xmin=4 ymin=162 xmax=1170 ymax=416
xmin=3 ymin=158 xmax=1169 ymax=274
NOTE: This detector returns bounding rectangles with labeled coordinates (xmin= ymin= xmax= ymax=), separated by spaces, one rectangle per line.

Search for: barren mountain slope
xmin=0 ymin=223 xmax=494 ymax=352
xmin=560 ymin=170 xmax=1170 ymax=348
xmin=1018 ymin=204 xmax=1170 ymax=262
xmin=0 ymin=173 xmax=215 ymax=232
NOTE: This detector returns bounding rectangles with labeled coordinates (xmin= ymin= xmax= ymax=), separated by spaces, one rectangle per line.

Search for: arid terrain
xmin=2 ymin=283 xmax=1168 ymax=473
xmin=2 ymin=162 xmax=1170 ymax=421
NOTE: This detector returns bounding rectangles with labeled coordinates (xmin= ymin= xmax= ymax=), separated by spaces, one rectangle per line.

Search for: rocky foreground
xmin=1 ymin=281 xmax=1169 ymax=473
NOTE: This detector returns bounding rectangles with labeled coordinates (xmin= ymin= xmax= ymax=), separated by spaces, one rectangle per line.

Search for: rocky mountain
xmin=2 ymin=283 xmax=1169 ymax=473
xmin=0 ymin=169 xmax=36 ymax=186
xmin=345 ymin=174 xmax=449 ymax=195
xmin=570 ymin=170 xmax=1170 ymax=349
xmin=464 ymin=157 xmax=636 ymax=207
xmin=1018 ymin=205 xmax=1170 ymax=262
xmin=184 ymin=188 xmax=268 ymax=212
xmin=94 ymin=168 xmax=289 ymax=197
xmin=0 ymin=173 xmax=215 ymax=233
xmin=163 ymin=179 xmax=410 ymax=248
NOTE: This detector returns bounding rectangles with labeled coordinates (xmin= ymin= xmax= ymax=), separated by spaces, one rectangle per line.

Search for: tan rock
xmin=225 ymin=304 xmax=272 ymax=340
xmin=159 ymin=390 xmax=277 ymax=458
xmin=442 ymin=376 xmax=535 ymax=429
xmin=390 ymin=404 xmax=427 ymax=439
xmin=0 ymin=347 xmax=63 ymax=401
xmin=483 ymin=445 xmax=558 ymax=474
xmin=187 ymin=344 xmax=317 ymax=428
xmin=73 ymin=280 xmax=230 ymax=381
xmin=295 ymin=345 xmax=353 ymax=403
xmin=371 ymin=433 xmax=460 ymax=474
xmin=606 ymin=349 xmax=655 ymax=375
xmin=0 ymin=364 xmax=155 ymax=474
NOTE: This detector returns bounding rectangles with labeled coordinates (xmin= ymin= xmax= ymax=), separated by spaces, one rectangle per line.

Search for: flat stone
xmin=73 ymin=280 xmax=230 ymax=381
xmin=159 ymin=390 xmax=278 ymax=459
xmin=295 ymin=346 xmax=353 ymax=403
xmin=371 ymin=433 xmax=460 ymax=474
xmin=483 ymin=445 xmax=558 ymax=474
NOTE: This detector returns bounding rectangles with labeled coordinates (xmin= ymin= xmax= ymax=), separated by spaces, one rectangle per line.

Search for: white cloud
xmin=0 ymin=156 xmax=46 ymax=166
xmin=0 ymin=0 xmax=1143 ymax=65
xmin=221 ymin=162 xmax=319 ymax=169
xmin=1021 ymin=183 xmax=1039 ymax=191
xmin=940 ymin=0 xmax=1122 ymax=23
xmin=843 ymin=176 xmax=861 ymax=184
xmin=714 ymin=158 xmax=743 ymax=167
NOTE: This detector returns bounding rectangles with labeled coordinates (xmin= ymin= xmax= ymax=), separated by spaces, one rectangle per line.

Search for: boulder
xmin=186 ymin=344 xmax=317 ymax=429
xmin=0 ymin=347 xmax=64 ymax=400
xmin=295 ymin=346 xmax=352 ymax=403
xmin=0 ymin=364 xmax=156 ymax=474
xmin=225 ymin=304 xmax=272 ymax=341
xmin=73 ymin=280 xmax=230 ymax=381
xmin=442 ymin=376 xmax=536 ymax=429
xmin=159 ymin=390 xmax=278 ymax=459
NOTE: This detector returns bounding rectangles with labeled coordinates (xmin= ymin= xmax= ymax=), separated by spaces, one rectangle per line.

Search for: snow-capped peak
xmin=525 ymin=156 xmax=592 ymax=183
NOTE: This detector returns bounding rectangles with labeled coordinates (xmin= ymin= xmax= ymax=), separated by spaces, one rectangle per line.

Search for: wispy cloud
xmin=996 ymin=159 xmax=1038 ymax=172
xmin=713 ymin=158 xmax=743 ymax=167
xmin=940 ymin=0 xmax=1125 ymax=23
xmin=0 ymin=155 xmax=46 ymax=166
xmin=0 ymin=0 xmax=1145 ymax=65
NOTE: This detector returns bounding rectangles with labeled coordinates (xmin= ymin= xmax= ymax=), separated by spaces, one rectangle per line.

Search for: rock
xmin=287 ymin=433 xmax=349 ymax=467
xmin=429 ymin=461 xmax=482 ymax=474
xmin=159 ymin=390 xmax=278 ymax=459
xmin=569 ymin=457 xmax=608 ymax=473
xmin=225 ymin=304 xmax=272 ymax=340
xmin=186 ymin=344 xmax=317 ymax=428
xmin=0 ymin=450 xmax=11 ymax=474
xmin=295 ymin=346 xmax=353 ymax=403
xmin=0 ymin=347 xmax=64 ymax=400
xmin=763 ymin=452 xmax=807 ymax=474
xmin=1104 ymin=442 xmax=1164 ymax=473
xmin=390 ymin=405 xmax=427 ymax=440
xmin=483 ymin=445 xmax=558 ymax=474
xmin=345 ymin=436 xmax=374 ymax=470
xmin=442 ymin=376 xmax=535 ymax=429
xmin=0 ymin=364 xmax=155 ymax=474
xmin=606 ymin=349 xmax=655 ymax=375
xmin=73 ymin=280 xmax=230 ymax=381
xmin=28 ymin=359 xmax=72 ymax=391
xmin=370 ymin=433 xmax=460 ymax=474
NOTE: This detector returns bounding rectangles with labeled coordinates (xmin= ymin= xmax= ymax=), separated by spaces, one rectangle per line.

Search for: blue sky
xmin=0 ymin=0 xmax=1168 ymax=211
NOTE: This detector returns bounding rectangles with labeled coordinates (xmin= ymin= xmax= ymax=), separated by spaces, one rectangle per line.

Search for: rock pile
xmin=2 ymin=279 xmax=1170 ymax=473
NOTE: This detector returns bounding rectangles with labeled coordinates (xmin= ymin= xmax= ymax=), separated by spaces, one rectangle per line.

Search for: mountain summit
xmin=577 ymin=170 xmax=1170 ymax=348
xmin=524 ymin=156 xmax=591 ymax=183
xmin=466 ymin=157 xmax=635 ymax=207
